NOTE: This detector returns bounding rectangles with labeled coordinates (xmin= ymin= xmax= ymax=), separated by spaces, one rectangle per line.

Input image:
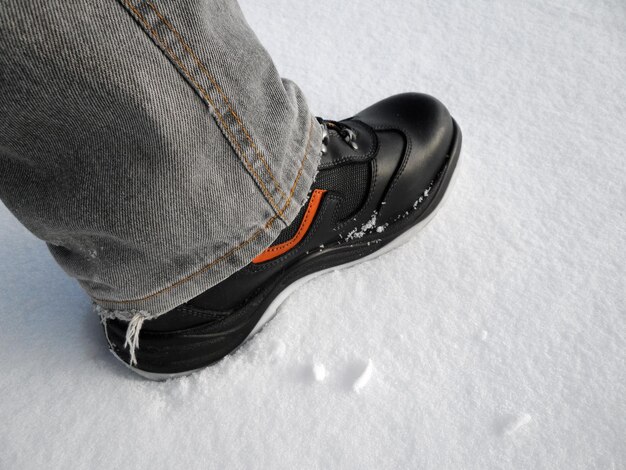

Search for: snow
xmin=346 ymin=211 xmax=378 ymax=240
xmin=312 ymin=363 xmax=328 ymax=382
xmin=1 ymin=0 xmax=625 ymax=469
xmin=502 ymin=414 xmax=533 ymax=436
xmin=351 ymin=359 xmax=374 ymax=394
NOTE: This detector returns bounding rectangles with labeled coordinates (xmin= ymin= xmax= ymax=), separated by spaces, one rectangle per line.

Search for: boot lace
xmin=317 ymin=117 xmax=359 ymax=155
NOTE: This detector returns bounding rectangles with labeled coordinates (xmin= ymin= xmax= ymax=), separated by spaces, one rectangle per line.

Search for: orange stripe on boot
xmin=253 ymin=189 xmax=327 ymax=264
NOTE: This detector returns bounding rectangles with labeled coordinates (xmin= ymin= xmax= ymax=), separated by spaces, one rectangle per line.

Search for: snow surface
xmin=1 ymin=1 xmax=625 ymax=469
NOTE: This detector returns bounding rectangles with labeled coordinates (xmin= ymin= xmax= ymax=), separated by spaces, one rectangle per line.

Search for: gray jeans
xmin=0 ymin=0 xmax=323 ymax=321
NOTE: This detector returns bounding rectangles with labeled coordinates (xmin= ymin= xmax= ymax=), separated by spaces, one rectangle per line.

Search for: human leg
xmin=0 ymin=0 xmax=323 ymax=319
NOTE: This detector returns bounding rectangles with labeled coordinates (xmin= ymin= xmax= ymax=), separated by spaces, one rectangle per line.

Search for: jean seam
xmin=121 ymin=0 xmax=284 ymax=216
xmin=145 ymin=1 xmax=288 ymax=203
xmin=93 ymin=117 xmax=315 ymax=305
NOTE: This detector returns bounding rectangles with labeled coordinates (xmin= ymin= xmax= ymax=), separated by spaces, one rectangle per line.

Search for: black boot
xmin=105 ymin=93 xmax=462 ymax=379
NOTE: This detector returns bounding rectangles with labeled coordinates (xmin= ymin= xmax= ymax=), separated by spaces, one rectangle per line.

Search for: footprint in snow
xmin=292 ymin=358 xmax=375 ymax=391
xmin=312 ymin=363 xmax=328 ymax=382
xmin=496 ymin=413 xmax=532 ymax=435
xmin=344 ymin=359 xmax=374 ymax=393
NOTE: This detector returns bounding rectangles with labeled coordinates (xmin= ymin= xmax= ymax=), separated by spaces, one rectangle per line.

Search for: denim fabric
xmin=0 ymin=0 xmax=323 ymax=319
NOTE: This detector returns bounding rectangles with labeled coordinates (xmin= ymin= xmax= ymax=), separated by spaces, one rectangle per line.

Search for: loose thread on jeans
xmin=122 ymin=0 xmax=284 ymax=216
xmin=124 ymin=313 xmax=145 ymax=366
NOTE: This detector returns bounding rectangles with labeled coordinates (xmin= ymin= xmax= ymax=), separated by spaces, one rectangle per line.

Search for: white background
xmin=1 ymin=1 xmax=625 ymax=468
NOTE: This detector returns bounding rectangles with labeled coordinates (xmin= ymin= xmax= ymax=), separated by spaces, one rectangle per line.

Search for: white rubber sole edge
xmin=110 ymin=154 xmax=462 ymax=381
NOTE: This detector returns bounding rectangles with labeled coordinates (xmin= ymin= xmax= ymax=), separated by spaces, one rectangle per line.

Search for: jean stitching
xmin=146 ymin=1 xmax=287 ymax=202
xmin=122 ymin=0 xmax=283 ymax=215
xmin=94 ymin=117 xmax=315 ymax=304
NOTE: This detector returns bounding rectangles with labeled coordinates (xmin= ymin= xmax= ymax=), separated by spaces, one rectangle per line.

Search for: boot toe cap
xmin=357 ymin=92 xmax=454 ymax=167
xmin=356 ymin=93 xmax=455 ymax=220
